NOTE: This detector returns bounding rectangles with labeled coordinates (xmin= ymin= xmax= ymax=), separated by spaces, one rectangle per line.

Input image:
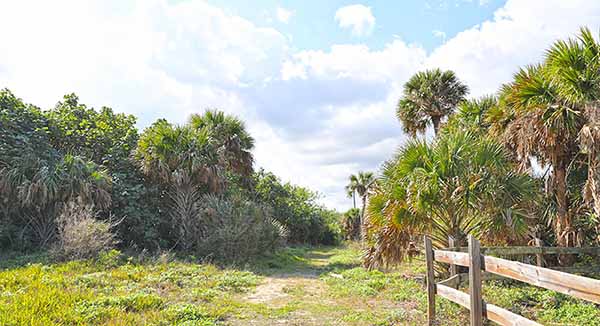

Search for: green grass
xmin=0 ymin=244 xmax=598 ymax=325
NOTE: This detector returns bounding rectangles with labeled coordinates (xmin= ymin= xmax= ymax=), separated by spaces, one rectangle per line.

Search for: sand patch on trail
xmin=244 ymin=273 xmax=323 ymax=305
xmin=245 ymin=277 xmax=290 ymax=303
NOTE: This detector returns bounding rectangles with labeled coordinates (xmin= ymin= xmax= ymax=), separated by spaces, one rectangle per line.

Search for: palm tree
xmin=342 ymin=208 xmax=361 ymax=240
xmin=0 ymin=154 xmax=111 ymax=247
xmin=189 ymin=110 xmax=255 ymax=178
xmin=494 ymin=28 xmax=600 ymax=260
xmin=134 ymin=119 xmax=222 ymax=248
xmin=545 ymin=28 xmax=600 ymax=219
xmin=450 ymin=96 xmax=498 ymax=132
xmin=397 ymin=69 xmax=469 ymax=136
xmin=345 ymin=183 xmax=357 ymax=209
xmin=135 ymin=110 xmax=254 ymax=248
xmin=363 ymin=131 xmax=537 ymax=269
xmin=346 ymin=171 xmax=375 ymax=240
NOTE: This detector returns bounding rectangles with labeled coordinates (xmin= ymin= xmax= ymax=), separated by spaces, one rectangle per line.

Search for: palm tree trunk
xmin=360 ymin=195 xmax=367 ymax=243
xmin=352 ymin=191 xmax=356 ymax=209
xmin=586 ymin=149 xmax=600 ymax=217
xmin=581 ymin=104 xmax=600 ymax=218
xmin=431 ymin=116 xmax=442 ymax=135
xmin=553 ymin=161 xmax=575 ymax=265
xmin=170 ymin=182 xmax=201 ymax=250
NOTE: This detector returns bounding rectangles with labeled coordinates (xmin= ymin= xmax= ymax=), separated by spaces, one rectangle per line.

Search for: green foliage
xmin=365 ymin=130 xmax=538 ymax=268
xmin=192 ymin=195 xmax=282 ymax=262
xmin=0 ymin=244 xmax=596 ymax=325
xmin=0 ymin=88 xmax=54 ymax=162
xmin=345 ymin=171 xmax=375 ymax=240
xmin=0 ymin=258 xmax=254 ymax=325
xmin=0 ymin=105 xmax=112 ymax=249
xmin=0 ymin=88 xmax=338 ymax=260
xmin=253 ymin=169 xmax=340 ymax=245
xmin=484 ymin=281 xmax=600 ymax=324
xmin=46 ymin=94 xmax=138 ymax=170
xmin=397 ymin=68 xmax=469 ymax=135
xmin=189 ymin=109 xmax=255 ymax=179
xmin=341 ymin=208 xmax=361 ymax=240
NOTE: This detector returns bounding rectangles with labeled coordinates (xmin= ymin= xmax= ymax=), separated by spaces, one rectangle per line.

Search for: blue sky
xmin=203 ymin=0 xmax=505 ymax=52
xmin=1 ymin=0 xmax=599 ymax=210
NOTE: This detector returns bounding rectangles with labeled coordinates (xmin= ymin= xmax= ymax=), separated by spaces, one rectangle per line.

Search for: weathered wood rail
xmin=424 ymin=235 xmax=600 ymax=326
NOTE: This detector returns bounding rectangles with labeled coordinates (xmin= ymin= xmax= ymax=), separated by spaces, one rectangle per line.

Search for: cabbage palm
xmin=496 ymin=28 xmax=600 ymax=255
xmin=0 ymin=154 xmax=111 ymax=246
xmin=397 ymin=69 xmax=469 ymax=136
xmin=134 ymin=119 xmax=222 ymax=248
xmin=364 ymin=131 xmax=537 ymax=269
xmin=545 ymin=28 xmax=600 ymax=219
xmin=189 ymin=110 xmax=254 ymax=177
xmin=346 ymin=171 xmax=375 ymax=240
xmin=452 ymin=96 xmax=498 ymax=132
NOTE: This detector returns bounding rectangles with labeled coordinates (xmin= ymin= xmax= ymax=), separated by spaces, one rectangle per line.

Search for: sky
xmin=1 ymin=0 xmax=600 ymax=211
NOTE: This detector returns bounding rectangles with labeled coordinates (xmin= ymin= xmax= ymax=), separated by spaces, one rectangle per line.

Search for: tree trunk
xmin=360 ymin=195 xmax=368 ymax=243
xmin=431 ymin=116 xmax=442 ymax=135
xmin=170 ymin=183 xmax=202 ymax=250
xmin=553 ymin=161 xmax=575 ymax=265
xmin=352 ymin=191 xmax=356 ymax=209
xmin=586 ymin=148 xmax=600 ymax=217
xmin=580 ymin=103 xmax=600 ymax=218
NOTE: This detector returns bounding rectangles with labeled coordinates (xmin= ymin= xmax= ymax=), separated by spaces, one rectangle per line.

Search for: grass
xmin=0 ymin=244 xmax=598 ymax=325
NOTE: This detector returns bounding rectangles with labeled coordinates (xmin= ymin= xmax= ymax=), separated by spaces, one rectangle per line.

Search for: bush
xmin=53 ymin=202 xmax=120 ymax=260
xmin=192 ymin=195 xmax=282 ymax=262
xmin=253 ymin=169 xmax=341 ymax=245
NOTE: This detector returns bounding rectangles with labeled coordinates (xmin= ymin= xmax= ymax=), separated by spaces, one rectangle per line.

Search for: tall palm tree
xmin=397 ymin=69 xmax=469 ymax=136
xmin=345 ymin=183 xmax=357 ymax=209
xmin=495 ymin=28 xmax=600 ymax=260
xmin=499 ymin=65 xmax=582 ymax=257
xmin=363 ymin=131 xmax=537 ymax=269
xmin=346 ymin=171 xmax=375 ymax=240
xmin=545 ymin=28 xmax=600 ymax=219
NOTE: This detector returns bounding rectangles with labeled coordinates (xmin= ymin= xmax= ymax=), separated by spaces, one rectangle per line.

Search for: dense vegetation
xmin=0 ymin=89 xmax=340 ymax=260
xmin=361 ymin=27 xmax=600 ymax=268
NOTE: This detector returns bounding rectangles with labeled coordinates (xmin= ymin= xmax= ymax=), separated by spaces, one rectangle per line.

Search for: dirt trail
xmin=245 ymin=272 xmax=322 ymax=305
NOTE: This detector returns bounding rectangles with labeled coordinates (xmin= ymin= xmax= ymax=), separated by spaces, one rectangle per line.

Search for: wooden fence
xmin=424 ymin=235 xmax=600 ymax=326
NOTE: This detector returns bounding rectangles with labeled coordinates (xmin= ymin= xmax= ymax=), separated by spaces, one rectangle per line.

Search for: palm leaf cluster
xmin=397 ymin=68 xmax=469 ymax=136
xmin=364 ymin=131 xmax=537 ymax=269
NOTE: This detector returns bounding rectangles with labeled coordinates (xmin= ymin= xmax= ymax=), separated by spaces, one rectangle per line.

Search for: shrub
xmin=253 ymin=169 xmax=341 ymax=245
xmin=53 ymin=202 xmax=120 ymax=260
xmin=192 ymin=195 xmax=282 ymax=262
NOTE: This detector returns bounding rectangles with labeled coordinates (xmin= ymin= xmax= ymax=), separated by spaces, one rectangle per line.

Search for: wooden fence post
xmin=535 ymin=238 xmax=543 ymax=267
xmin=448 ymin=236 xmax=458 ymax=288
xmin=424 ymin=236 xmax=436 ymax=326
xmin=468 ymin=235 xmax=483 ymax=326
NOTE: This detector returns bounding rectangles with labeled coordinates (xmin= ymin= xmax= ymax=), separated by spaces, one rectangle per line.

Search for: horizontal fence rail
xmin=453 ymin=246 xmax=600 ymax=256
xmin=424 ymin=235 xmax=600 ymax=326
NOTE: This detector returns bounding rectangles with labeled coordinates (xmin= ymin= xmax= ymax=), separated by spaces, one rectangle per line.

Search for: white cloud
xmin=426 ymin=0 xmax=600 ymax=96
xmin=276 ymin=6 xmax=293 ymax=24
xmin=2 ymin=0 xmax=600 ymax=211
xmin=334 ymin=4 xmax=375 ymax=37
